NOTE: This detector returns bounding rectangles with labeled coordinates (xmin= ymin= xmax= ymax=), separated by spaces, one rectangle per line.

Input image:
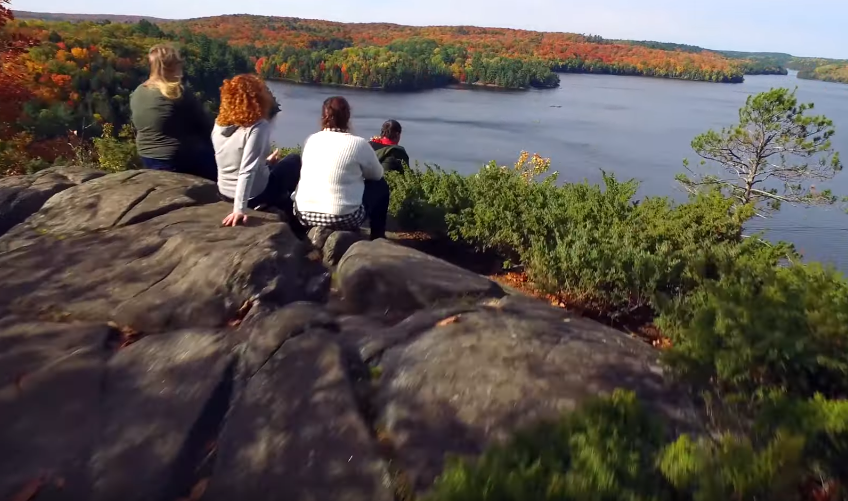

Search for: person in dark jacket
xmin=369 ymin=120 xmax=409 ymax=173
xmin=130 ymin=44 xmax=217 ymax=181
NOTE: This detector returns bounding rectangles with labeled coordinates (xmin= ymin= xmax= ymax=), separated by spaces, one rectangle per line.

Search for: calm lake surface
xmin=268 ymin=73 xmax=848 ymax=272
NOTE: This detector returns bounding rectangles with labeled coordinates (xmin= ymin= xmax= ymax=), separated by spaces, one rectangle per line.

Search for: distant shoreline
xmin=263 ymin=77 xmax=545 ymax=93
xmin=264 ymin=72 xmax=748 ymax=93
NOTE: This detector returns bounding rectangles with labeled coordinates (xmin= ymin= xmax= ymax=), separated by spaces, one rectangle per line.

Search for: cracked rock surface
xmin=0 ymin=165 xmax=105 ymax=238
xmin=0 ymin=172 xmax=326 ymax=332
xmin=0 ymin=169 xmax=700 ymax=500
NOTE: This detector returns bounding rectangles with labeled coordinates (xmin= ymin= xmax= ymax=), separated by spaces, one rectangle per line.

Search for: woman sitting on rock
xmin=369 ymin=119 xmax=410 ymax=174
xmin=212 ymin=74 xmax=302 ymax=227
xmin=293 ymin=96 xmax=389 ymax=240
xmin=130 ymin=44 xmax=217 ymax=181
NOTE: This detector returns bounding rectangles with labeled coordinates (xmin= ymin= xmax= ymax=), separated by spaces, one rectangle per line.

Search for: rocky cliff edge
xmin=0 ymin=167 xmax=700 ymax=500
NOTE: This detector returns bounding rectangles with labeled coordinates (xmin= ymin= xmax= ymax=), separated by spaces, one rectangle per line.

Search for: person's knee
xmin=280 ymin=153 xmax=302 ymax=170
xmin=370 ymin=177 xmax=390 ymax=200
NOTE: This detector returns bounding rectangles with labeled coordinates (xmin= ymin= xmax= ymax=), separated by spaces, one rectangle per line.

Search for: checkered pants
xmin=294 ymin=205 xmax=366 ymax=231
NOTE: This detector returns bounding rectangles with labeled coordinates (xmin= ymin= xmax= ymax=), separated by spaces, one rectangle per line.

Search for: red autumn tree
xmin=0 ymin=0 xmax=37 ymax=127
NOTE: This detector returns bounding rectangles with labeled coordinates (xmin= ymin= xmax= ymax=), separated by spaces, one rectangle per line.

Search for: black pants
xmin=218 ymin=154 xmax=302 ymax=227
xmin=362 ymin=177 xmax=390 ymax=240
xmin=251 ymin=154 xmax=302 ymax=212
xmin=141 ymin=142 xmax=218 ymax=183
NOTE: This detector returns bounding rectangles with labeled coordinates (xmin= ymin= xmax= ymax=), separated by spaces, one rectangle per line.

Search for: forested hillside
xmin=798 ymin=63 xmax=848 ymax=84
xmin=717 ymin=50 xmax=848 ymax=83
xmin=20 ymin=9 xmax=830 ymax=91
xmin=2 ymin=6 xmax=762 ymax=173
xmin=18 ymin=9 xmax=848 ymax=87
xmin=6 ymin=2 xmax=848 ymax=174
xmin=1 ymin=6 xmax=249 ymax=174
xmin=178 ymin=15 xmax=747 ymax=85
xmin=14 ymin=10 xmax=169 ymax=23
xmin=609 ymin=41 xmax=790 ymax=75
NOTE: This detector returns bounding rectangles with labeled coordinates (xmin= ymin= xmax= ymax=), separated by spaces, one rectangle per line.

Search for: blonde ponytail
xmin=145 ymin=44 xmax=184 ymax=100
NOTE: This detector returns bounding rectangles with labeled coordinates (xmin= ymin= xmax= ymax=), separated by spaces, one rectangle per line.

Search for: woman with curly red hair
xmin=212 ymin=74 xmax=301 ymax=227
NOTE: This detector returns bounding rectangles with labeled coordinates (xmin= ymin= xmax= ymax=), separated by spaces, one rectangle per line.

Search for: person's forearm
xmin=233 ymin=172 xmax=255 ymax=213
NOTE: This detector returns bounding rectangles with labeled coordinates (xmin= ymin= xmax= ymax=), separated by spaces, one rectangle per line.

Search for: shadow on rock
xmin=206 ymin=331 xmax=393 ymax=501
xmin=372 ymin=295 xmax=702 ymax=493
xmin=0 ymin=204 xmax=327 ymax=332
xmin=0 ymin=166 xmax=105 ymax=238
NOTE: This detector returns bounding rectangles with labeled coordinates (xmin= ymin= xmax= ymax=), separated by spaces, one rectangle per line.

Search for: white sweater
xmin=212 ymin=120 xmax=271 ymax=213
xmin=294 ymin=130 xmax=384 ymax=215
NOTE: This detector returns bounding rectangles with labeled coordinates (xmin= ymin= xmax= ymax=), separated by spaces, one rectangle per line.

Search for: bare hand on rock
xmin=222 ymin=212 xmax=248 ymax=227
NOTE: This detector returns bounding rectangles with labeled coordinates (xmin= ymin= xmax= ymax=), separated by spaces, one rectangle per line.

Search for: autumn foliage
xmin=799 ymin=63 xmax=848 ymax=84
xmin=1 ymin=7 xmax=785 ymax=173
xmin=177 ymin=15 xmax=746 ymax=84
xmin=0 ymin=10 xmax=249 ymax=175
xmin=0 ymin=0 xmax=36 ymax=130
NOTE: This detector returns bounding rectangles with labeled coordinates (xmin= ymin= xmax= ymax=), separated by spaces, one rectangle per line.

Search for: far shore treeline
xmin=7 ymin=13 xmax=780 ymax=93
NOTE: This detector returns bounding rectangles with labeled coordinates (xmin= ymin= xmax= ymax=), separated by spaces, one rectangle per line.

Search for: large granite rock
xmin=90 ymin=330 xmax=233 ymax=501
xmin=337 ymin=305 xmax=479 ymax=363
xmin=373 ymin=295 xmax=700 ymax=492
xmin=0 ymin=324 xmax=235 ymax=501
xmin=0 ymin=170 xmax=703 ymax=499
xmin=323 ymin=230 xmax=365 ymax=266
xmin=0 ymin=317 xmax=114 ymax=388
xmin=307 ymin=228 xmax=366 ymax=267
xmin=235 ymin=301 xmax=336 ymax=381
xmin=336 ymin=240 xmax=505 ymax=317
xmin=205 ymin=332 xmax=393 ymax=501
xmin=0 ymin=165 xmax=105 ymax=237
xmin=0 ymin=172 xmax=327 ymax=332
xmin=0 ymin=169 xmax=220 ymax=252
xmin=0 ymin=319 xmax=113 ymax=500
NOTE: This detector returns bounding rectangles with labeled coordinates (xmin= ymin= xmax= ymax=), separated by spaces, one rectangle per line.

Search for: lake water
xmin=268 ymin=73 xmax=848 ymax=272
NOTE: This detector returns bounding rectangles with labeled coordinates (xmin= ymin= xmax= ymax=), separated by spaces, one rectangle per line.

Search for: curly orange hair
xmin=216 ymin=74 xmax=274 ymax=127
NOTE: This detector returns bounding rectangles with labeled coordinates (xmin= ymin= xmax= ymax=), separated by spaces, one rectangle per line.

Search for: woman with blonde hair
xmin=130 ymin=43 xmax=216 ymax=180
xmin=213 ymin=74 xmax=302 ymax=228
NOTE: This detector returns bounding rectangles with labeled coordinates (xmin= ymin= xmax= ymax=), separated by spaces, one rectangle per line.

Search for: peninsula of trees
xmin=182 ymin=15 xmax=749 ymax=87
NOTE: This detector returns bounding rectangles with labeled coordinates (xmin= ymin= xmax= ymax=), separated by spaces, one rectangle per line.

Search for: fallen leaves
xmin=189 ymin=478 xmax=209 ymax=501
xmin=436 ymin=315 xmax=461 ymax=327
xmin=226 ymin=299 xmax=254 ymax=328
xmin=107 ymin=321 xmax=142 ymax=349
xmin=651 ymin=338 xmax=673 ymax=349
xmin=7 ymin=475 xmax=65 ymax=501
xmin=8 ymin=478 xmax=42 ymax=501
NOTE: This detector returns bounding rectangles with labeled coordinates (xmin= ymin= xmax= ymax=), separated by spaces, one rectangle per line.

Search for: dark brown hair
xmin=380 ymin=119 xmax=402 ymax=142
xmin=321 ymin=96 xmax=351 ymax=130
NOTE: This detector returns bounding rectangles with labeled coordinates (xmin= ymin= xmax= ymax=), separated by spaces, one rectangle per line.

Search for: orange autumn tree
xmin=0 ymin=0 xmax=39 ymax=175
xmin=0 ymin=0 xmax=36 ymax=127
xmin=2 ymin=15 xmax=251 ymax=176
xmin=175 ymin=15 xmax=746 ymax=85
